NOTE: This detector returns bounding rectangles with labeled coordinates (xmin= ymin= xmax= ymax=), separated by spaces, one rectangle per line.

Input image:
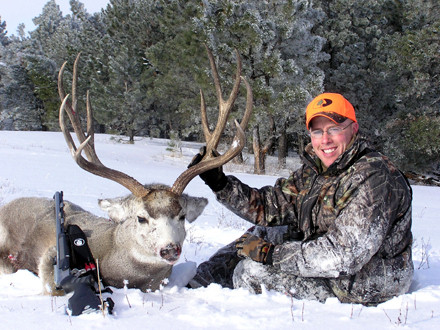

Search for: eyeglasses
xmin=308 ymin=122 xmax=353 ymax=139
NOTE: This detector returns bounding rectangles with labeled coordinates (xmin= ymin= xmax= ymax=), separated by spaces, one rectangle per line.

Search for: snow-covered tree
xmin=0 ymin=42 xmax=43 ymax=131
xmin=0 ymin=17 xmax=10 ymax=46
xmin=315 ymin=0 xmax=440 ymax=174
xmin=85 ymin=0 xmax=161 ymax=141
xmin=24 ymin=0 xmax=106 ymax=130
xmin=314 ymin=0 xmax=404 ymax=136
xmin=378 ymin=0 xmax=440 ymax=173
xmin=194 ymin=0 xmax=328 ymax=168
xmin=144 ymin=0 xmax=209 ymax=140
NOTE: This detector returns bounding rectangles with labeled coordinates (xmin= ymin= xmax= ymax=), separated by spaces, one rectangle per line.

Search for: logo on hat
xmin=317 ymin=98 xmax=333 ymax=108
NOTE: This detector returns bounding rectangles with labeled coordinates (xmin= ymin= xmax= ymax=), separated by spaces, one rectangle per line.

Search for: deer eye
xmin=179 ymin=215 xmax=185 ymax=222
xmin=138 ymin=216 xmax=149 ymax=224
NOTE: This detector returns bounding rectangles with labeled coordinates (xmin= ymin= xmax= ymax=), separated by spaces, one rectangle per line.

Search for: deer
xmin=0 ymin=46 xmax=253 ymax=295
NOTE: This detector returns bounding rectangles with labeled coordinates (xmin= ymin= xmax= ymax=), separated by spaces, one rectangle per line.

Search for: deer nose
xmin=160 ymin=243 xmax=182 ymax=264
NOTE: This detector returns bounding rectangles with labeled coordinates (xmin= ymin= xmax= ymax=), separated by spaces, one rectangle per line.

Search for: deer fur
xmin=0 ymin=47 xmax=251 ymax=297
xmin=0 ymin=185 xmax=207 ymax=295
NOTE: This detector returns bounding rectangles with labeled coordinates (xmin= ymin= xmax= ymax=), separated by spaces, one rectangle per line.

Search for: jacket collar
xmin=302 ymin=134 xmax=373 ymax=175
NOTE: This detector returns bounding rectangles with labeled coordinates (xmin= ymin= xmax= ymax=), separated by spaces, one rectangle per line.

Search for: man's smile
xmin=322 ymin=147 xmax=337 ymax=154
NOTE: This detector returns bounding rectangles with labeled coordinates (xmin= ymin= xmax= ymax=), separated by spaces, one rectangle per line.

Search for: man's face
xmin=309 ymin=116 xmax=359 ymax=168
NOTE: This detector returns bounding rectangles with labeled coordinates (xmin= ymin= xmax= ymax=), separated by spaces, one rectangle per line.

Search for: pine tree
xmin=0 ymin=41 xmax=43 ymax=131
xmin=314 ymin=0 xmax=403 ymax=133
xmin=315 ymin=0 xmax=439 ymax=174
xmin=30 ymin=0 xmax=65 ymax=56
xmin=378 ymin=0 xmax=440 ymax=173
xmin=81 ymin=0 xmax=162 ymax=141
xmin=144 ymin=0 xmax=208 ymax=140
xmin=194 ymin=0 xmax=328 ymax=168
xmin=22 ymin=0 xmax=74 ymax=130
xmin=26 ymin=0 xmax=107 ymax=131
xmin=0 ymin=17 xmax=10 ymax=46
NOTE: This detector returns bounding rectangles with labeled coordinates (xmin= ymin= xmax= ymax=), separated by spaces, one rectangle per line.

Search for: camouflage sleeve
xmin=214 ymin=175 xmax=299 ymax=227
xmin=272 ymin=167 xmax=411 ymax=278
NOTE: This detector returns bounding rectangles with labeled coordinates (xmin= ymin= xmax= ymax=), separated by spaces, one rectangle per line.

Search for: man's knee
xmin=233 ymin=259 xmax=334 ymax=302
xmin=232 ymin=259 xmax=272 ymax=294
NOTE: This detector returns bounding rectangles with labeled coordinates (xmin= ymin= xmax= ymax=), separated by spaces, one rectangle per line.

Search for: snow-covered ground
xmin=0 ymin=130 xmax=438 ymax=329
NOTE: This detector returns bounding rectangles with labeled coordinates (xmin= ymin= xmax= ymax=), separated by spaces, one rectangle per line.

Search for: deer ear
xmin=180 ymin=196 xmax=208 ymax=223
xmin=98 ymin=197 xmax=127 ymax=222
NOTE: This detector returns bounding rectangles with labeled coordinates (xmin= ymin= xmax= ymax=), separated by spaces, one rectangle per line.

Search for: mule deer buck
xmin=0 ymin=47 xmax=252 ymax=295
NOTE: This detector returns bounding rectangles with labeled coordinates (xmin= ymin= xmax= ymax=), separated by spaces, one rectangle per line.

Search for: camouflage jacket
xmin=215 ymin=135 xmax=413 ymax=303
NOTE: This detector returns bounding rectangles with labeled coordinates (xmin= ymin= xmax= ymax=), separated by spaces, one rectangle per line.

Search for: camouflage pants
xmin=188 ymin=226 xmax=335 ymax=302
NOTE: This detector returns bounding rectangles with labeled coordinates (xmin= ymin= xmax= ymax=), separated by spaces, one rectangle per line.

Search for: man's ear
xmin=352 ymin=122 xmax=360 ymax=134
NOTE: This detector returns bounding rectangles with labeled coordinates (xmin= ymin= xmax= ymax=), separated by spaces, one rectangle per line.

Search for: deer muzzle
xmin=160 ymin=243 xmax=182 ymax=264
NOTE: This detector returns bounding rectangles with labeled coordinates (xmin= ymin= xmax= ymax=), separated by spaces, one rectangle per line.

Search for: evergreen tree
xmin=30 ymin=0 xmax=65 ymax=56
xmin=379 ymin=0 xmax=440 ymax=173
xmin=194 ymin=0 xmax=328 ymax=165
xmin=23 ymin=0 xmax=74 ymax=130
xmin=57 ymin=0 xmax=108 ymax=133
xmin=314 ymin=0 xmax=403 ymax=134
xmin=1 ymin=0 xmax=438 ymax=178
xmin=25 ymin=0 xmax=106 ymax=130
xmin=0 ymin=17 xmax=10 ymax=46
xmin=85 ymin=0 xmax=161 ymax=141
xmin=144 ymin=0 xmax=209 ymax=140
xmin=0 ymin=41 xmax=43 ymax=130
xmin=315 ymin=0 xmax=439 ymax=174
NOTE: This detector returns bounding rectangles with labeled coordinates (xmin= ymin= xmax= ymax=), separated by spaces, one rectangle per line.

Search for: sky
xmin=1 ymin=0 xmax=110 ymax=36
xmin=0 ymin=130 xmax=439 ymax=329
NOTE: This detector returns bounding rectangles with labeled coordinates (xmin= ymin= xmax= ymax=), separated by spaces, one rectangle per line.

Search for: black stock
xmin=53 ymin=191 xmax=114 ymax=316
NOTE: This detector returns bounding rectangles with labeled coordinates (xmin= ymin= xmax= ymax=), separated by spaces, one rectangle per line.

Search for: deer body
xmin=0 ymin=47 xmax=252 ymax=296
xmin=0 ymin=188 xmax=207 ymax=294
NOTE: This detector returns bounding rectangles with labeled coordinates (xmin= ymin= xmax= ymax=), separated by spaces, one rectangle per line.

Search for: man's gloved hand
xmin=188 ymin=146 xmax=227 ymax=192
xmin=235 ymin=233 xmax=274 ymax=265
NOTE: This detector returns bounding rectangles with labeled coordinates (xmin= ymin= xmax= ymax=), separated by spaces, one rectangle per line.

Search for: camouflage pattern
xmin=235 ymin=232 xmax=274 ymax=263
xmin=192 ymin=135 xmax=413 ymax=305
xmin=188 ymin=225 xmax=287 ymax=289
xmin=233 ymin=258 xmax=334 ymax=302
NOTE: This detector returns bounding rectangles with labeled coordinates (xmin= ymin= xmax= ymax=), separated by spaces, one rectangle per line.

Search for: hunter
xmin=188 ymin=92 xmax=413 ymax=306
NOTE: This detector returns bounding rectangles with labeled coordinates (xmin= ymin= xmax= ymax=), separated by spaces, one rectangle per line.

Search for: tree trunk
xmin=298 ymin=133 xmax=306 ymax=156
xmin=232 ymin=152 xmax=244 ymax=164
xmin=253 ymin=125 xmax=264 ymax=174
xmin=128 ymin=129 xmax=135 ymax=144
xmin=278 ymin=123 xmax=287 ymax=169
xmin=253 ymin=124 xmax=276 ymax=175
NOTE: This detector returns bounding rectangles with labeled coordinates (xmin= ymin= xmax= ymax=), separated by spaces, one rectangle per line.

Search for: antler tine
xmin=171 ymin=47 xmax=253 ymax=196
xmin=200 ymin=89 xmax=211 ymax=144
xmin=58 ymin=54 xmax=150 ymax=198
xmin=203 ymin=45 xmax=242 ymax=154
xmin=58 ymin=54 xmax=100 ymax=164
xmin=199 ymin=57 xmax=247 ymax=149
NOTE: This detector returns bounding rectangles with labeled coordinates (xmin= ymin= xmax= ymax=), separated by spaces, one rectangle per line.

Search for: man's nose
xmin=321 ymin=130 xmax=332 ymax=143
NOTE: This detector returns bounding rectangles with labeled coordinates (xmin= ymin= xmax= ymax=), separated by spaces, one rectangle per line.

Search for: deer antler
xmin=58 ymin=53 xmax=150 ymax=198
xmin=171 ymin=46 xmax=253 ymax=195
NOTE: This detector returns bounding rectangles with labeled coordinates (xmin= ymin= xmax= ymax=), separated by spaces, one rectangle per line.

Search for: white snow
xmin=0 ymin=130 xmax=439 ymax=329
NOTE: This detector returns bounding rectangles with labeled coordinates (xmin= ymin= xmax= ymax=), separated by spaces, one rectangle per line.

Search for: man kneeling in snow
xmin=187 ymin=93 xmax=413 ymax=306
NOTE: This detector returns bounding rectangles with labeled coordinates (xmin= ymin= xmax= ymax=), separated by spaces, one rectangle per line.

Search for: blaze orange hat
xmin=306 ymin=93 xmax=357 ymax=129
